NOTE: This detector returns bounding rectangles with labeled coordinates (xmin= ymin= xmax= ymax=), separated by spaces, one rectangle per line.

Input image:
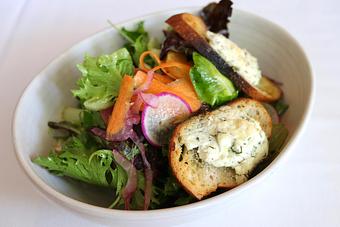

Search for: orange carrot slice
xmin=168 ymin=78 xmax=199 ymax=100
xmin=151 ymin=62 xmax=191 ymax=80
xmin=164 ymin=51 xmax=191 ymax=79
xmin=135 ymin=70 xmax=173 ymax=86
xmin=146 ymin=79 xmax=201 ymax=112
xmin=153 ymin=73 xmax=174 ymax=84
xmin=107 ymin=75 xmax=134 ymax=135
xmin=139 ymin=50 xmax=191 ymax=79
xmin=133 ymin=71 xmax=201 ymax=112
xmin=139 ymin=50 xmax=161 ymax=71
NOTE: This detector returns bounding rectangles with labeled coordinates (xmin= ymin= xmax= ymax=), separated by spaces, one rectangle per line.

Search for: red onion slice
xmin=112 ymin=149 xmax=137 ymax=210
xmin=131 ymin=95 xmax=143 ymax=114
xmin=130 ymin=131 xmax=153 ymax=210
xmin=92 ymin=102 xmax=152 ymax=209
xmin=91 ymin=110 xmax=141 ymax=142
xmin=91 ymin=127 xmax=133 ymax=142
xmin=126 ymin=110 xmax=141 ymax=126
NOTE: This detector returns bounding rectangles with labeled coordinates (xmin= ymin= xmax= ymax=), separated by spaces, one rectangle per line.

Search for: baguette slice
xmin=228 ymin=98 xmax=272 ymax=138
xmin=166 ymin=13 xmax=282 ymax=102
xmin=169 ymin=98 xmax=271 ymax=199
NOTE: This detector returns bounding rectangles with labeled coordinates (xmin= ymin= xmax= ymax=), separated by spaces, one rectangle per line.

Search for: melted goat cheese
xmin=200 ymin=118 xmax=267 ymax=169
xmin=207 ymin=31 xmax=262 ymax=86
xmin=181 ymin=107 xmax=268 ymax=174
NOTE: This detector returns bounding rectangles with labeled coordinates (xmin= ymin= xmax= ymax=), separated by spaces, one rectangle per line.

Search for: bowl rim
xmin=12 ymin=7 xmax=314 ymax=219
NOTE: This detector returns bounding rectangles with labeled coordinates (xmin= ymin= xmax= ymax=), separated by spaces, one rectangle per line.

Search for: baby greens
xmin=119 ymin=21 xmax=159 ymax=67
xmin=33 ymin=133 xmax=149 ymax=209
xmin=72 ymin=48 xmax=134 ymax=111
xmin=34 ymin=139 xmax=127 ymax=188
xmin=32 ymin=0 xmax=290 ymax=210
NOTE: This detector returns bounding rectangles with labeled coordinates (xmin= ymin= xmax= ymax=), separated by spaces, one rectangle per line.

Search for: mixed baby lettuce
xmin=72 ymin=48 xmax=134 ymax=111
xmin=33 ymin=22 xmax=194 ymax=209
xmin=33 ymin=13 xmax=289 ymax=209
xmin=72 ymin=21 xmax=160 ymax=112
xmin=118 ymin=21 xmax=160 ymax=67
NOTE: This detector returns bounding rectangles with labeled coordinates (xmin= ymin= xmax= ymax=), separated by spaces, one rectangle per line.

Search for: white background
xmin=1 ymin=0 xmax=339 ymax=226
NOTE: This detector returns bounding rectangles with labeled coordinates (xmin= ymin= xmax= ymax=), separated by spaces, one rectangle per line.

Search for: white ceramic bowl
xmin=13 ymin=8 xmax=313 ymax=226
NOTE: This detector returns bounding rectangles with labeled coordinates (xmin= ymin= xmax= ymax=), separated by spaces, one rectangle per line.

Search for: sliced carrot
xmin=145 ymin=78 xmax=170 ymax=94
xmin=147 ymin=79 xmax=201 ymax=112
xmin=164 ymin=51 xmax=191 ymax=79
xmin=151 ymin=62 xmax=191 ymax=80
xmin=139 ymin=50 xmax=191 ymax=79
xmin=153 ymin=73 xmax=174 ymax=84
xmin=167 ymin=78 xmax=201 ymax=112
xmin=106 ymin=75 xmax=134 ymax=135
xmin=139 ymin=50 xmax=161 ymax=71
xmin=133 ymin=70 xmax=173 ymax=88
xmin=168 ymin=90 xmax=201 ymax=112
xmin=168 ymin=78 xmax=199 ymax=100
xmin=133 ymin=71 xmax=201 ymax=112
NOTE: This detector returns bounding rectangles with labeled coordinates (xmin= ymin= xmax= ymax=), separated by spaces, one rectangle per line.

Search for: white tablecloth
xmin=1 ymin=0 xmax=339 ymax=226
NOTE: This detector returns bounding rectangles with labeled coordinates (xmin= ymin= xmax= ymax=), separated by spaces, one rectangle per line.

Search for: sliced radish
xmin=139 ymin=92 xmax=158 ymax=108
xmin=141 ymin=92 xmax=192 ymax=146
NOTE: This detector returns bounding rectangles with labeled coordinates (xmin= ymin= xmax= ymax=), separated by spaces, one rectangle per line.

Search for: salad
xmin=33 ymin=0 xmax=289 ymax=210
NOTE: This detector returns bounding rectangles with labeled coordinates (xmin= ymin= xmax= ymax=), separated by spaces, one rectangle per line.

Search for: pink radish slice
xmin=141 ymin=92 xmax=192 ymax=146
xmin=262 ymin=103 xmax=279 ymax=124
xmin=139 ymin=92 xmax=158 ymax=108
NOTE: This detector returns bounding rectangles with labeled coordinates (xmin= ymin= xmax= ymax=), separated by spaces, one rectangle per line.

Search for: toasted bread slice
xmin=228 ymin=98 xmax=272 ymax=138
xmin=166 ymin=13 xmax=282 ymax=102
xmin=169 ymin=98 xmax=271 ymax=199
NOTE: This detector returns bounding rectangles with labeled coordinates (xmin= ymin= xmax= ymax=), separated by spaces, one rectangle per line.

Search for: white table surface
xmin=1 ymin=0 xmax=339 ymax=226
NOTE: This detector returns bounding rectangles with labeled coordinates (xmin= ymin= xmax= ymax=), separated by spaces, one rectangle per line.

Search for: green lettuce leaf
xmin=119 ymin=21 xmax=159 ymax=67
xmin=72 ymin=48 xmax=134 ymax=111
xmin=189 ymin=52 xmax=238 ymax=107
xmin=33 ymin=148 xmax=128 ymax=207
xmin=33 ymin=137 xmax=126 ymax=188
xmin=81 ymin=110 xmax=105 ymax=129
xmin=32 ymin=136 xmax=149 ymax=209
xmin=120 ymin=21 xmax=146 ymax=43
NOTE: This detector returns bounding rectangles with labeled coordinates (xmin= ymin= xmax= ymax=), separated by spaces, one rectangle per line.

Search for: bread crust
xmin=228 ymin=98 xmax=272 ymax=138
xmin=166 ymin=13 xmax=282 ymax=102
xmin=169 ymin=98 xmax=272 ymax=199
xmin=169 ymin=119 xmax=237 ymax=200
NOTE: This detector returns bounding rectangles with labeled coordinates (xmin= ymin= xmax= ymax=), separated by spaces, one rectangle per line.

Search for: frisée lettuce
xmin=72 ymin=48 xmax=134 ymax=111
xmin=31 ymin=0 xmax=289 ymax=211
